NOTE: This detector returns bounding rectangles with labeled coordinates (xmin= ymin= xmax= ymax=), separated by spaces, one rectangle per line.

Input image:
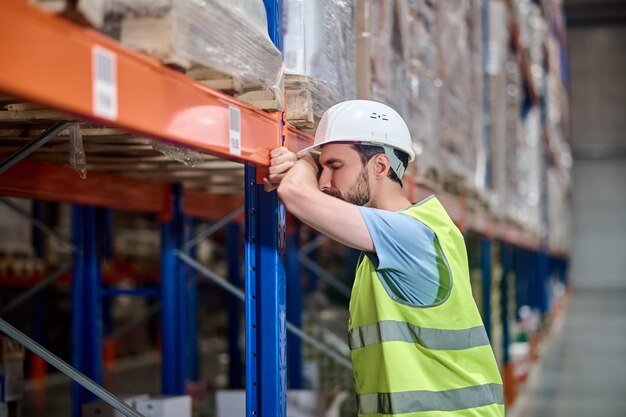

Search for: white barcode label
xmin=229 ymin=106 xmax=241 ymax=156
xmin=92 ymin=46 xmax=118 ymax=120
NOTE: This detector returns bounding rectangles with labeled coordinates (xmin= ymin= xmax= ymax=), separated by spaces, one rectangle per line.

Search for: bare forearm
xmin=277 ymin=159 xmax=373 ymax=251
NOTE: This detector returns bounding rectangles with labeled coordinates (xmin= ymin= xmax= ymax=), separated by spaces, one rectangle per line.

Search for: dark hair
xmin=351 ymin=144 xmax=409 ymax=186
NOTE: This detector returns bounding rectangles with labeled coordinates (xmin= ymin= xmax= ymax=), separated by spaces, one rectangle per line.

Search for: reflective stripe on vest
xmin=349 ymin=320 xmax=490 ymax=351
xmin=358 ymin=383 xmax=504 ymax=415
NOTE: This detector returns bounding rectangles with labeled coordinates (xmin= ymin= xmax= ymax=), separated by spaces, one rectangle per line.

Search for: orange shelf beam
xmin=0 ymin=157 xmax=167 ymax=214
xmin=0 ymin=0 xmax=280 ymax=166
xmin=184 ymin=190 xmax=244 ymax=222
xmin=284 ymin=123 xmax=314 ymax=154
xmin=0 ymin=157 xmax=247 ymax=220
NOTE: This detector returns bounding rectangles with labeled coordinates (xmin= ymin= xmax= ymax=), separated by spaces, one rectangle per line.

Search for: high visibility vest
xmin=349 ymin=196 xmax=505 ymax=416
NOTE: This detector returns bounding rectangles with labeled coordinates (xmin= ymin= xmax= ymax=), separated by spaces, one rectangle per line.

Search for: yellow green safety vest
xmin=349 ymin=196 xmax=505 ymax=416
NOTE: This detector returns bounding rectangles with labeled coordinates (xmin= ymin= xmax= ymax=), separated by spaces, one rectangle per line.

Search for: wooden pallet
xmin=239 ymin=74 xmax=326 ymax=129
xmin=0 ymin=100 xmax=245 ymax=194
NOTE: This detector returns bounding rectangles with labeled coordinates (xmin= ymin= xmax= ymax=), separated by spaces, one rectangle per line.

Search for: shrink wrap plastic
xmin=436 ymin=0 xmax=483 ymax=191
xmin=284 ymin=0 xmax=356 ymax=119
xmin=366 ymin=0 xmax=442 ymax=182
xmin=113 ymin=0 xmax=284 ymax=108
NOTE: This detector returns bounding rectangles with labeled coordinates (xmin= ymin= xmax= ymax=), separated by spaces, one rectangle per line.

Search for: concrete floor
xmin=18 ymin=290 xmax=626 ymax=417
xmin=514 ymin=290 xmax=626 ymax=417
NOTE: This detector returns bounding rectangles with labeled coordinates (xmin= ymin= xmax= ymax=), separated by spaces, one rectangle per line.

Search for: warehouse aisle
xmin=518 ymin=290 xmax=626 ymax=417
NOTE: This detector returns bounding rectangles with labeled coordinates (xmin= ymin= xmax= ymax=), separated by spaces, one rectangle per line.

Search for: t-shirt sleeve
xmin=357 ymin=206 xmax=451 ymax=306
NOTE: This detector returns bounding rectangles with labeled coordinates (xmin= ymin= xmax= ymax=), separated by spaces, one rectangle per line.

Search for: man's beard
xmin=323 ymin=168 xmax=371 ymax=206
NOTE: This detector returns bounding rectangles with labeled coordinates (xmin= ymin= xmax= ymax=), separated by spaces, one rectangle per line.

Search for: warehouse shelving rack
xmin=0 ymin=0 xmax=570 ymax=416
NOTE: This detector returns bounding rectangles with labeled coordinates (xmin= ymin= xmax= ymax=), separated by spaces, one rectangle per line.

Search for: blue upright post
xmin=99 ymin=208 xmax=114 ymax=259
xmin=480 ymin=238 xmax=492 ymax=340
xmin=244 ymin=167 xmax=260 ymax=416
xmin=307 ymin=235 xmax=320 ymax=294
xmin=243 ymin=1 xmax=287 ymax=416
xmin=286 ymin=220 xmax=303 ymax=389
xmin=161 ymin=185 xmax=186 ymax=394
xmin=71 ymin=205 xmax=103 ymax=417
xmin=32 ymin=200 xmax=45 ymax=258
xmin=245 ymin=167 xmax=287 ymax=417
xmin=184 ymin=216 xmax=198 ymax=381
xmin=227 ymin=222 xmax=243 ymax=388
xmin=537 ymin=250 xmax=549 ymax=316
xmin=514 ymin=248 xmax=527 ymax=320
xmin=500 ymin=244 xmax=511 ymax=364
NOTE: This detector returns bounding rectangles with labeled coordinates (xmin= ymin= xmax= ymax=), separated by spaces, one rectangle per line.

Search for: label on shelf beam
xmin=229 ymin=106 xmax=241 ymax=156
xmin=92 ymin=46 xmax=118 ymax=120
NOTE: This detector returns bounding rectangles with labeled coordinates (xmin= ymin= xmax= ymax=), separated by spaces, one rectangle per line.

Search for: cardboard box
xmin=0 ymin=338 xmax=24 ymax=363
xmin=82 ymin=394 xmax=150 ymax=417
xmin=216 ymin=390 xmax=347 ymax=417
xmin=135 ymin=395 xmax=191 ymax=417
xmin=0 ymin=360 xmax=24 ymax=403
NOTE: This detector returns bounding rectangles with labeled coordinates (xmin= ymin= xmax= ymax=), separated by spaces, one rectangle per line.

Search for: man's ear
xmin=373 ymin=154 xmax=390 ymax=177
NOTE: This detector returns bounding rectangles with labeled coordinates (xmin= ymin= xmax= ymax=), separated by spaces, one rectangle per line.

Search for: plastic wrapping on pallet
xmin=283 ymin=0 xmax=355 ymax=122
xmin=487 ymin=0 xmax=510 ymax=217
xmin=151 ymin=140 xmax=204 ymax=167
xmin=503 ymin=52 xmax=524 ymax=226
xmin=69 ymin=122 xmax=87 ymax=179
xmin=514 ymin=0 xmax=546 ymax=95
xmin=547 ymin=166 xmax=571 ymax=253
xmin=436 ymin=0 xmax=483 ymax=195
xmin=361 ymin=0 xmax=441 ymax=185
xmin=111 ymin=0 xmax=284 ymax=109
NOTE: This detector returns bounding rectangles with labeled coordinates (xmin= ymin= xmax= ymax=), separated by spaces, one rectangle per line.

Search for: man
xmin=265 ymin=100 xmax=504 ymax=416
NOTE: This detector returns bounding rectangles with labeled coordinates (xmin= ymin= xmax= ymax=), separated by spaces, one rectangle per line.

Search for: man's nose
xmin=318 ymin=169 xmax=331 ymax=192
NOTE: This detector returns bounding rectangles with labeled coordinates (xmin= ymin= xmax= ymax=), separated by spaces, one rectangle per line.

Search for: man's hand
xmin=263 ymin=147 xmax=298 ymax=192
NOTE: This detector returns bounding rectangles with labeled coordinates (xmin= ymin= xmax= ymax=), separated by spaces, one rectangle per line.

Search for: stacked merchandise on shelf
xmin=436 ymin=0 xmax=484 ymax=197
xmin=38 ymin=0 xmax=285 ymax=109
xmin=544 ymin=0 xmax=572 ymax=255
xmin=486 ymin=0 xmax=510 ymax=219
xmin=357 ymin=0 xmax=484 ymax=194
xmin=358 ymin=0 xmax=442 ymax=187
xmin=498 ymin=0 xmax=545 ymax=236
xmin=0 ymin=199 xmax=44 ymax=279
xmin=516 ymin=0 xmax=547 ymax=236
xmin=283 ymin=0 xmax=356 ymax=128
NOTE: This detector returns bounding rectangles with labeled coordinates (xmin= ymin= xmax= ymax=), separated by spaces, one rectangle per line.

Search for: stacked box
xmin=284 ymin=0 xmax=356 ymax=126
xmin=504 ymin=50 xmax=524 ymax=226
xmin=87 ymin=0 xmax=284 ymax=109
xmin=361 ymin=0 xmax=442 ymax=185
xmin=486 ymin=0 xmax=510 ymax=217
xmin=436 ymin=0 xmax=483 ymax=194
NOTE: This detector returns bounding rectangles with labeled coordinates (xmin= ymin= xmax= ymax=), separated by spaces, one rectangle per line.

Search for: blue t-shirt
xmin=357 ymin=205 xmax=451 ymax=306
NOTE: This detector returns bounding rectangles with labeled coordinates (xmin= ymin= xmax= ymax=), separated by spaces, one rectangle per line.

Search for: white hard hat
xmin=299 ymin=100 xmax=415 ymax=178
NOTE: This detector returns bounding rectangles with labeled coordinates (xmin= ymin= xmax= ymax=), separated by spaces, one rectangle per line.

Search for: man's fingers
xmin=263 ymin=177 xmax=277 ymax=192
xmin=270 ymin=151 xmax=297 ymax=166
xmin=270 ymin=146 xmax=291 ymax=158
xmin=268 ymin=160 xmax=295 ymax=175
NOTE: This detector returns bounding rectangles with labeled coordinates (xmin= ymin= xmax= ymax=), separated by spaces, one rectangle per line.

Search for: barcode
xmin=96 ymin=92 xmax=112 ymax=109
xmin=229 ymin=106 xmax=241 ymax=156
xmin=229 ymin=107 xmax=240 ymax=132
xmin=92 ymin=46 xmax=118 ymax=120
xmin=95 ymin=49 xmax=115 ymax=83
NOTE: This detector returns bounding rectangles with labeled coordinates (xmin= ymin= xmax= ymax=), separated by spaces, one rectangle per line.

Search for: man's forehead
xmin=320 ymin=143 xmax=357 ymax=162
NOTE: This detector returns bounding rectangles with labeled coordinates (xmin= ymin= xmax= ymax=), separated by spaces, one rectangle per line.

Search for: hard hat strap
xmin=383 ymin=146 xmax=406 ymax=179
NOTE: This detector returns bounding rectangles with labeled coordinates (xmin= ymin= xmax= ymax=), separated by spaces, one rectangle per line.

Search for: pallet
xmin=0 ymin=100 xmax=245 ymax=194
xmin=441 ymin=171 xmax=476 ymax=198
xmin=239 ymin=74 xmax=332 ymax=129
